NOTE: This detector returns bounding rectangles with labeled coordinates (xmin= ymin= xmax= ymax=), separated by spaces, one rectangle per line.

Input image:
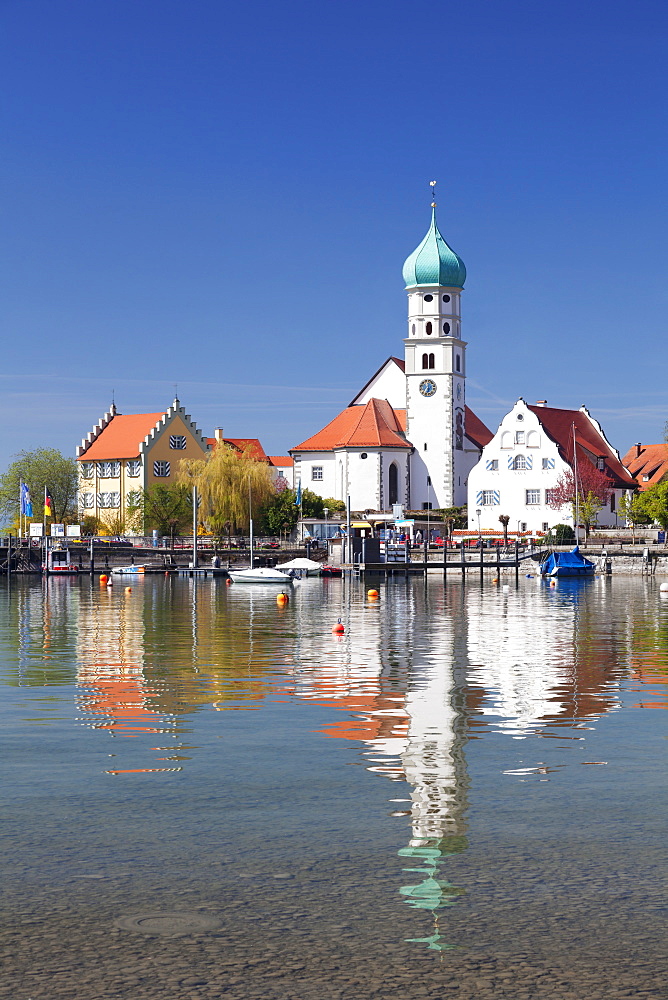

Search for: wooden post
xmin=460 ymin=539 xmax=466 ymax=580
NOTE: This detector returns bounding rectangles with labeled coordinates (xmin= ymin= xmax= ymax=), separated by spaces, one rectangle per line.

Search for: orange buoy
xmin=492 ymin=577 xmax=499 ymax=584
xmin=99 ymin=574 xmax=108 ymax=584
xmin=164 ymin=571 xmax=170 ymax=577
xmin=367 ymin=589 xmax=379 ymax=598
xmin=226 ymin=578 xmax=232 ymax=586
xmin=332 ymin=619 xmax=345 ymax=634
xmin=277 ymin=592 xmax=289 ymax=606
xmin=125 ymin=586 xmax=132 ymax=593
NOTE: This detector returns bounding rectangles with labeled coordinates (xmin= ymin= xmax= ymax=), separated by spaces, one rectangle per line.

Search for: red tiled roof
xmin=292 ymin=399 xmax=410 ymax=452
xmin=527 ymin=405 xmax=636 ymax=488
xmin=206 ymin=437 xmax=269 ymax=461
xmin=621 ymin=443 xmax=668 ymax=491
xmin=269 ymin=456 xmax=294 ymax=467
xmin=78 ymin=413 xmax=163 ymax=460
xmin=464 ymin=406 xmax=493 ymax=450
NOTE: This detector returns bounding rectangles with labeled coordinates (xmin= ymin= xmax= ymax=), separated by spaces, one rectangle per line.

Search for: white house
xmin=291 ymin=203 xmax=492 ymax=511
xmin=467 ymin=399 xmax=636 ymax=534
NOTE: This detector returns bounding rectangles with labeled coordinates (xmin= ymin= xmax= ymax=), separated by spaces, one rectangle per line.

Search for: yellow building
xmin=76 ymin=397 xmax=210 ymax=530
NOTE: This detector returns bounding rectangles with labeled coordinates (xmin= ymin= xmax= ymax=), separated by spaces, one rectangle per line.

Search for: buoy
xmin=107 ymin=578 xmax=113 ymax=587
xmin=277 ymin=592 xmax=289 ymax=606
xmin=125 ymin=586 xmax=132 ymax=593
xmin=526 ymin=573 xmax=533 ymax=578
xmin=226 ymin=578 xmax=232 ymax=586
xmin=550 ymin=580 xmax=556 ymax=588
xmin=660 ymin=582 xmax=668 ymax=592
xmin=492 ymin=577 xmax=499 ymax=584
xmin=164 ymin=571 xmax=169 ymax=577
xmin=367 ymin=589 xmax=379 ymax=598
xmin=99 ymin=574 xmax=108 ymax=584
xmin=332 ymin=619 xmax=345 ymax=634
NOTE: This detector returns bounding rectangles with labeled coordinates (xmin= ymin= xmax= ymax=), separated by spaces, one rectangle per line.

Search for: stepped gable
xmin=527 ymin=404 xmax=636 ymax=488
xmin=293 ymin=398 xmax=410 ymax=452
xmin=621 ymin=443 xmax=668 ymax=491
xmin=77 ymin=397 xmax=210 ymax=461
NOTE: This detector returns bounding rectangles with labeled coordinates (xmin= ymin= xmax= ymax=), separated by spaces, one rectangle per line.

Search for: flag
xmin=294 ymin=480 xmax=302 ymax=506
xmin=44 ymin=489 xmax=54 ymax=518
xmin=20 ymin=482 xmax=33 ymax=518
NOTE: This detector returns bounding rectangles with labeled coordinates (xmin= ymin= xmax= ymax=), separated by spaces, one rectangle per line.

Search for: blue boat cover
xmin=541 ymin=545 xmax=595 ymax=576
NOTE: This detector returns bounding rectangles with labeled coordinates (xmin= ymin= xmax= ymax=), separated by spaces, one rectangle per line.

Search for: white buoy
xmin=502 ymin=585 xmax=509 ymax=592
xmin=660 ymin=582 xmax=668 ymax=592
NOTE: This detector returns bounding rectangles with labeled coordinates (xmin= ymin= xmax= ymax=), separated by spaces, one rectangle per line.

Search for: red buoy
xmin=332 ymin=620 xmax=345 ymax=634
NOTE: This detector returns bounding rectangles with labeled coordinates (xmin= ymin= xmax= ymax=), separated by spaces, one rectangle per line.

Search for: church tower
xmin=403 ymin=189 xmax=468 ymax=510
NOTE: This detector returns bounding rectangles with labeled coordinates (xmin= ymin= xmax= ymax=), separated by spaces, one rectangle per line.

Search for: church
xmin=290 ymin=199 xmax=492 ymax=511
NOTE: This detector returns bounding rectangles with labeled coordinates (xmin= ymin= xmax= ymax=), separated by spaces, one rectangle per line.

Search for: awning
xmin=351 ymin=521 xmax=372 ymax=529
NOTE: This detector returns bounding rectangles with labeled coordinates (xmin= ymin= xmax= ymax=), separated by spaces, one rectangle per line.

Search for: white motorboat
xmin=111 ymin=565 xmax=146 ymax=576
xmin=228 ymin=567 xmax=295 ymax=584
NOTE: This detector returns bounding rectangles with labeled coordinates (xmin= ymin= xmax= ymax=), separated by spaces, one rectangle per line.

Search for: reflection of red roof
xmin=621 ymin=443 xmax=668 ymax=491
xmin=78 ymin=413 xmax=163 ymax=460
xmin=527 ymin=405 xmax=636 ymax=488
xmin=293 ymin=399 xmax=410 ymax=452
xmin=269 ymin=455 xmax=294 ymax=467
xmin=464 ymin=406 xmax=493 ymax=450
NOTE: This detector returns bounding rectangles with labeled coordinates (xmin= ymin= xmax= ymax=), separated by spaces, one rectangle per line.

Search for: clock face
xmin=419 ymin=379 xmax=437 ymax=397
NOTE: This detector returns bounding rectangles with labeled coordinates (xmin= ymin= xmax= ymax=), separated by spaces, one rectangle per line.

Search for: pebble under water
xmin=1 ymin=573 xmax=666 ymax=999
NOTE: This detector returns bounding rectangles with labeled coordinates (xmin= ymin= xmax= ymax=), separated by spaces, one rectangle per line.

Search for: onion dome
xmin=402 ymin=208 xmax=466 ymax=289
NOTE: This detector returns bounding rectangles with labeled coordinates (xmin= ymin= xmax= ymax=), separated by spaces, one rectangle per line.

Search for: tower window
xmin=455 ymin=355 xmax=461 ymax=372
xmin=411 ymin=323 xmax=416 ymax=334
xmin=425 ymin=321 xmax=432 ymax=335
xmin=428 ymin=353 xmax=434 ymax=369
xmin=443 ymin=322 xmax=450 ymax=334
xmin=424 ymin=443 xmax=427 ymax=452
xmin=423 ymin=294 xmax=433 ymax=302
xmin=422 ymin=353 xmax=429 ymax=369
xmin=442 ymin=294 xmax=450 ymax=302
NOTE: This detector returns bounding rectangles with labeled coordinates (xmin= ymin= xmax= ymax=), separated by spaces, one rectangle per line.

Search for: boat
xmin=321 ymin=564 xmax=342 ymax=576
xmin=277 ymin=557 xmax=322 ymax=576
xmin=540 ymin=545 xmax=595 ymax=578
xmin=42 ymin=548 xmax=79 ymax=575
xmin=110 ymin=564 xmax=146 ymax=576
xmin=228 ymin=567 xmax=296 ymax=584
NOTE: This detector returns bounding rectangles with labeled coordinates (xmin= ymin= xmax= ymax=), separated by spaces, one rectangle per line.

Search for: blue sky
xmin=1 ymin=0 xmax=667 ymax=473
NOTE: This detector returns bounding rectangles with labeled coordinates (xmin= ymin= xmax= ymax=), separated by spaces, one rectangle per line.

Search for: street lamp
xmin=476 ymin=508 xmax=482 ymax=546
xmin=323 ymin=507 xmax=329 ymax=548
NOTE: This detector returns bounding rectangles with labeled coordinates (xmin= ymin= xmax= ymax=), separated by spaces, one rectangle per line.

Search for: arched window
xmin=388 ymin=462 xmax=399 ymax=505
xmin=422 ymin=353 xmax=429 ymax=369
xmin=443 ymin=322 xmax=450 ymax=334
xmin=428 ymin=353 xmax=435 ymax=369
xmin=455 ymin=355 xmax=460 ymax=372
xmin=512 ymin=455 xmax=527 ymax=470
xmin=411 ymin=323 xmax=415 ymax=334
xmin=425 ymin=321 xmax=432 ymax=335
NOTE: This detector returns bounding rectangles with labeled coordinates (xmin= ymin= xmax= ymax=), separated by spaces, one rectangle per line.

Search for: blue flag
xmin=20 ymin=482 xmax=33 ymax=517
xmin=294 ymin=480 xmax=302 ymax=506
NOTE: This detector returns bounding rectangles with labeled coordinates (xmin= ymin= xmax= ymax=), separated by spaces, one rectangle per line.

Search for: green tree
xmin=179 ymin=444 xmax=274 ymax=536
xmin=321 ymin=498 xmax=346 ymax=514
xmin=140 ymin=484 xmax=193 ymax=540
xmin=259 ymin=488 xmax=324 ymax=535
xmin=633 ymin=482 xmax=668 ymax=531
xmin=0 ymin=448 xmax=78 ymax=529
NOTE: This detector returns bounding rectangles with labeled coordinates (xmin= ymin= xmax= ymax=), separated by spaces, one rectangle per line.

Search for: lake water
xmin=1 ymin=573 xmax=666 ymax=1000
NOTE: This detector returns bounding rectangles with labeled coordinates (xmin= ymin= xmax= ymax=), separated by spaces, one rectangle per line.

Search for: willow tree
xmin=179 ymin=444 xmax=274 ymax=537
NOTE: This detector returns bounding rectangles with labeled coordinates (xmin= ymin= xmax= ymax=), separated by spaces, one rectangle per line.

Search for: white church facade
xmin=291 ymin=203 xmax=492 ymax=511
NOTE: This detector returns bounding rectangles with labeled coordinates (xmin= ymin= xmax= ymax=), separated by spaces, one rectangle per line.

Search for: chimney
xmin=535 ymin=400 xmax=547 ymax=407
xmin=635 ymin=442 xmax=641 ymax=458
xmin=214 ymin=427 xmax=224 ymax=442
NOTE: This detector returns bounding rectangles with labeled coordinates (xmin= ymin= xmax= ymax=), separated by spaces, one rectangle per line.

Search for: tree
xmin=321 ymin=498 xmax=346 ymax=513
xmin=632 ymin=482 xmax=668 ymax=532
xmin=259 ymin=488 xmax=325 ymax=536
xmin=140 ymin=484 xmax=193 ymax=540
xmin=0 ymin=448 xmax=78 ymax=529
xmin=547 ymin=462 xmax=612 ymax=538
xmin=179 ymin=444 xmax=274 ymax=536
xmin=498 ymin=514 xmax=510 ymax=546
xmin=618 ymin=492 xmax=650 ymax=540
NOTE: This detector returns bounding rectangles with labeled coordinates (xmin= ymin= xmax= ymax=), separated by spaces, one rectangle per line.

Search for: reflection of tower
xmin=286 ymin=580 xmax=472 ymax=951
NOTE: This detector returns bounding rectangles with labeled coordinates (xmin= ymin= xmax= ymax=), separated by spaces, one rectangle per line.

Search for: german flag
xmin=44 ymin=489 xmax=54 ymax=518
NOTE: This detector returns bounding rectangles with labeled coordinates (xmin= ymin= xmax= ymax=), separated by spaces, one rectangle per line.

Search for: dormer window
xmin=597 ymin=457 xmax=605 ymax=471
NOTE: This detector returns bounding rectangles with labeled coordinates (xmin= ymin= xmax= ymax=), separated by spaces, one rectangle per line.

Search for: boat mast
xmin=573 ymin=422 xmax=579 ymax=545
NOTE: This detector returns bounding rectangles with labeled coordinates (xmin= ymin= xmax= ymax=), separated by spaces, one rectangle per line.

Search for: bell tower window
xmin=443 ymin=322 xmax=450 ymax=334
xmin=425 ymin=322 xmax=432 ymax=335
xmin=455 ymin=355 xmax=460 ymax=372
xmin=422 ymin=353 xmax=435 ymax=370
